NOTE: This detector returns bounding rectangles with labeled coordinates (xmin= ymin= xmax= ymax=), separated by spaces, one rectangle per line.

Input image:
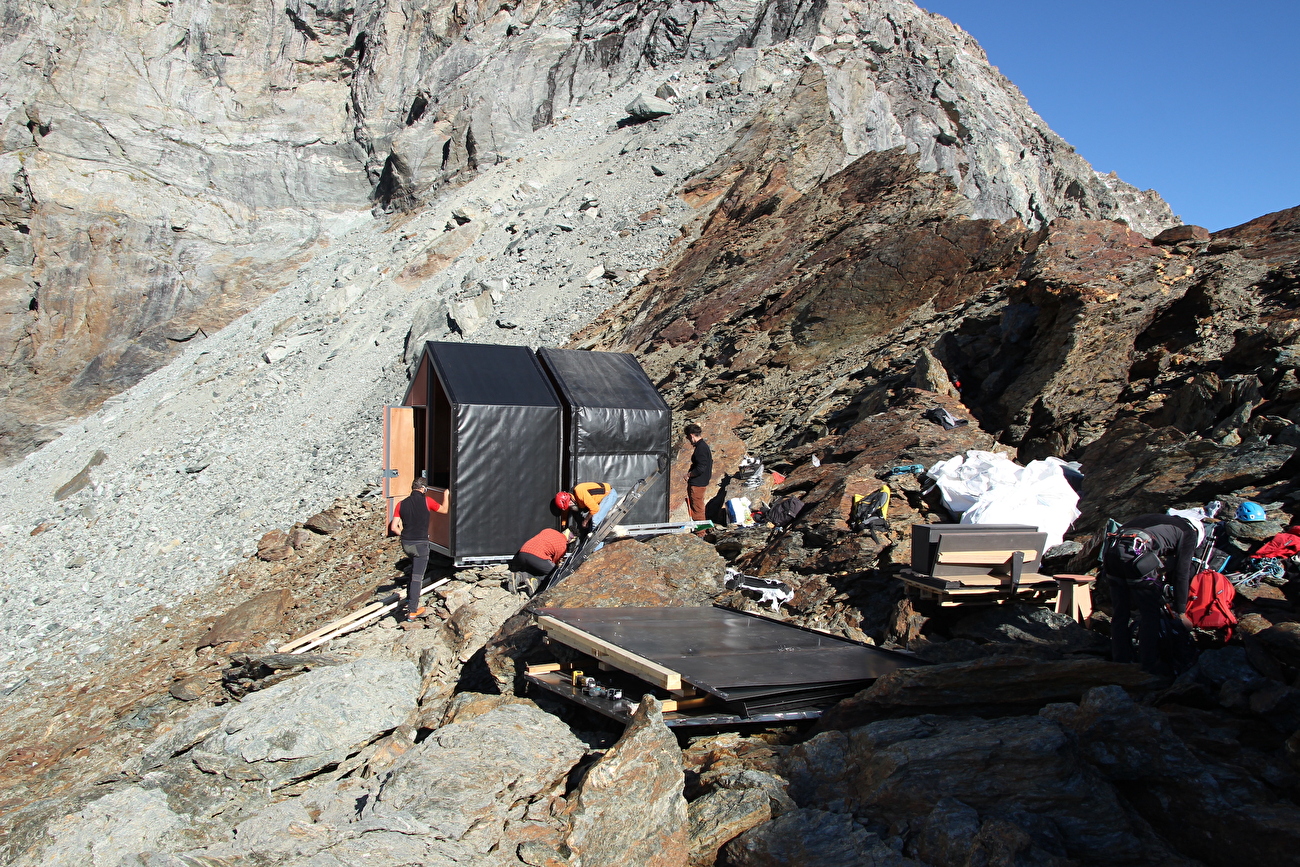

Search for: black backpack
xmin=767 ymin=496 xmax=805 ymax=529
xmin=1104 ymin=528 xmax=1163 ymax=588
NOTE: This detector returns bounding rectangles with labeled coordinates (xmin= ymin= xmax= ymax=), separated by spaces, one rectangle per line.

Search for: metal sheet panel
xmin=574 ymin=405 xmax=670 ymax=455
xmin=536 ymin=607 xmax=920 ymax=696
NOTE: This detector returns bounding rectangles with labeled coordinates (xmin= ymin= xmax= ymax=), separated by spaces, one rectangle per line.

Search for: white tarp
xmin=927 ymin=450 xmax=1081 ymax=549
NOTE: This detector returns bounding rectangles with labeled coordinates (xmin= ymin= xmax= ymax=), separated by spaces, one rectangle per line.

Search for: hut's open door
xmin=382 ymin=406 xmax=415 ymax=527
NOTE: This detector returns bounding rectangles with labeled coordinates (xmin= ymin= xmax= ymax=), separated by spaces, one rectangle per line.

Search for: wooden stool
xmin=1053 ymin=574 xmax=1096 ymax=623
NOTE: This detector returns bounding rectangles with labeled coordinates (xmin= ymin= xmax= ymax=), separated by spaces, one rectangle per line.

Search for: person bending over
xmin=508 ymin=527 xmax=573 ymax=595
xmin=388 ymin=477 xmax=445 ymax=622
xmin=1102 ymin=512 xmax=1200 ymax=674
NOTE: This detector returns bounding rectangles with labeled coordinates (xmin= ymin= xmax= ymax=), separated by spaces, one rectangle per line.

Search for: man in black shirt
xmin=389 ymin=477 xmax=444 ymax=622
xmin=684 ymin=423 xmax=712 ymax=522
xmin=1102 ymin=513 xmax=1200 ymax=674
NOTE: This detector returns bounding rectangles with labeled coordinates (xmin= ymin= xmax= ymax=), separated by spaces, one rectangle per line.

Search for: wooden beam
xmin=537 ymin=615 xmax=682 ymax=691
xmin=525 ymin=662 xmax=562 ymax=675
xmin=660 ymin=696 xmax=713 ymax=713
xmin=936 ymin=548 xmax=1041 ymax=566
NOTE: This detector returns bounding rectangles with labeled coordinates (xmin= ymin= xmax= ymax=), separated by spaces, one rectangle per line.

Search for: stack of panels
xmin=535 ymin=607 xmax=920 ymax=717
xmin=903 ymin=523 xmax=1057 ymax=600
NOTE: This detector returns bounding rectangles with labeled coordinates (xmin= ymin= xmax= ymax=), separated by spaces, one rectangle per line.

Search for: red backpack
xmin=1186 ymin=569 xmax=1237 ymax=639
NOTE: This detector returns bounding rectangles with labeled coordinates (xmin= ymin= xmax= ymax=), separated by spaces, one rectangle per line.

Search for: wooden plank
xmin=537 ymin=615 xmax=682 ymax=691
xmin=660 ymin=696 xmax=714 ymax=713
xmin=899 ymin=574 xmax=1057 ymax=596
xmin=912 ymin=572 xmax=1056 ymax=589
xmin=936 ymin=548 xmax=1042 ymax=566
xmin=526 ymin=662 xmax=562 ymax=675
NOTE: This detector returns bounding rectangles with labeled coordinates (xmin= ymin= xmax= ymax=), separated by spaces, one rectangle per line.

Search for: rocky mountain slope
xmin=0 ymin=0 xmax=1174 ymax=461
xmin=4 ymin=0 xmax=1300 ymax=864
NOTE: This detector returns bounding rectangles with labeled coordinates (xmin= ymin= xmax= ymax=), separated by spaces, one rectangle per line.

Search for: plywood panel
xmin=383 ymin=405 xmax=416 ymax=502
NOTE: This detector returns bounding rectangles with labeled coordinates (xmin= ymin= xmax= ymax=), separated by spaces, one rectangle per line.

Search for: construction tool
xmin=283 ymin=578 xmax=449 ymax=654
xmin=889 ymin=464 xmax=926 ymax=476
xmin=539 ymin=457 xmax=667 ymax=592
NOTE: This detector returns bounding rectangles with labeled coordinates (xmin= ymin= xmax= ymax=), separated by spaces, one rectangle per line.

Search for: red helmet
xmin=554 ymin=491 xmax=574 ymax=511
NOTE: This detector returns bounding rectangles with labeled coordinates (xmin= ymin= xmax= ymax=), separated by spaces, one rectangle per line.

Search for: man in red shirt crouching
xmin=508 ymin=527 xmax=572 ymax=596
xmin=389 ymin=477 xmax=445 ymax=621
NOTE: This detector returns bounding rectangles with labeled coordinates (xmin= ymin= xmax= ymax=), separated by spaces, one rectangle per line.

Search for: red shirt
xmin=520 ymin=528 xmax=568 ymax=565
xmin=393 ymin=494 xmax=442 ymax=517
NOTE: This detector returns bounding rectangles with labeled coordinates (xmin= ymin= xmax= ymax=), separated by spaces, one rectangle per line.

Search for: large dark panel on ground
xmin=536 ymin=606 xmax=920 ymax=716
xmin=538 ymin=347 xmax=672 ymax=525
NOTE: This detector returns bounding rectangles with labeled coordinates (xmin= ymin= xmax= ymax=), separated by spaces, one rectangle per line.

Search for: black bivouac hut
xmin=382 ymin=342 xmax=670 ymax=565
xmin=537 ymin=347 xmax=671 ymax=525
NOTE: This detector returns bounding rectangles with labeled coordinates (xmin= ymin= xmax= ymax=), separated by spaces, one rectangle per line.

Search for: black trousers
xmin=1108 ymin=576 xmax=1165 ymax=674
xmin=508 ymin=551 xmax=555 ymax=577
xmin=401 ymin=540 xmax=430 ymax=614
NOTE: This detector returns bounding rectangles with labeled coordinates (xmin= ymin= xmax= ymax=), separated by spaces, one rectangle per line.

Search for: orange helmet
xmin=554 ymin=491 xmax=574 ymax=511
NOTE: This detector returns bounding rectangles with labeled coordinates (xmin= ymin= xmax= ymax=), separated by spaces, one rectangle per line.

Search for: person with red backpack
xmin=1102 ymin=513 xmax=1201 ymax=675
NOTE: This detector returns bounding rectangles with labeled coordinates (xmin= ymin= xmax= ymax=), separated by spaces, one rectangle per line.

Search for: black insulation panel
xmin=536 ymin=606 xmax=921 ymax=714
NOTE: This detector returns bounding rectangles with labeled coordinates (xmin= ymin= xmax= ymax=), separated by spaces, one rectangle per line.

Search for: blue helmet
xmin=1236 ymin=501 xmax=1266 ymax=522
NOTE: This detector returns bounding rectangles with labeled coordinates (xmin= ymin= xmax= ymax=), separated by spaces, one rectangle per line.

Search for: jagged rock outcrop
xmin=0 ymin=0 xmax=1174 ymax=462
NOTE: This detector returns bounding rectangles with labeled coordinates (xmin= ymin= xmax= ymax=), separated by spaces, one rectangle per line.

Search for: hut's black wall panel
xmin=573 ymin=451 xmax=668 ymax=525
xmin=453 ymin=403 xmax=561 ymax=558
xmin=538 ymin=348 xmax=671 ymax=526
xmin=574 ymin=406 xmax=668 ymax=455
xmin=424 ymin=342 xmax=563 ymax=560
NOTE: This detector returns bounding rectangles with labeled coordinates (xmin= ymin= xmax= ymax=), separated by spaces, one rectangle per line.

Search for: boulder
xmin=199 ymin=588 xmax=293 ymax=647
xmin=12 ymin=787 xmax=189 ymax=867
xmin=255 ymin=529 xmax=294 ymax=561
xmin=818 ymin=656 xmax=1161 ymax=730
xmin=906 ymin=797 xmax=1078 ymax=867
xmin=1046 ymin=685 xmax=1300 ymax=866
xmin=1153 ymin=225 xmax=1211 ymax=244
xmin=566 ymin=697 xmax=689 ymax=867
xmin=688 ymin=788 xmax=771 ymax=867
xmin=724 ymin=808 xmax=918 ymax=867
xmin=1253 ymin=620 xmax=1300 ymax=668
xmin=303 ymin=508 xmax=344 ymax=534
xmin=1226 ymin=518 xmax=1284 ymax=542
xmin=211 ymin=658 xmax=419 ymax=785
xmin=370 ymin=701 xmax=585 ymax=851
xmin=625 ymin=94 xmax=674 ymax=120
xmin=786 ymin=714 xmax=1179 ymax=863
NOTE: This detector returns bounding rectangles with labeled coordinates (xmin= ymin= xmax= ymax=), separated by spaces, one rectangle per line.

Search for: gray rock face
xmin=785 ymin=714 xmax=1181 ymax=863
xmin=566 ymin=697 xmax=690 ymax=867
xmin=370 ymin=700 xmax=585 ymax=844
xmin=0 ymin=0 xmax=1175 ymax=463
xmin=215 ymin=657 xmax=419 ymax=765
xmin=12 ymin=787 xmax=188 ymax=867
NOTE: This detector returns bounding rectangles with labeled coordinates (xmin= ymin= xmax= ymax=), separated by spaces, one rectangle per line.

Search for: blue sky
xmin=918 ymin=1 xmax=1300 ymax=231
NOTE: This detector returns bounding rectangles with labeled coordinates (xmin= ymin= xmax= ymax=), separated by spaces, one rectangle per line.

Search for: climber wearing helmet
xmin=555 ymin=482 xmax=618 ymax=537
